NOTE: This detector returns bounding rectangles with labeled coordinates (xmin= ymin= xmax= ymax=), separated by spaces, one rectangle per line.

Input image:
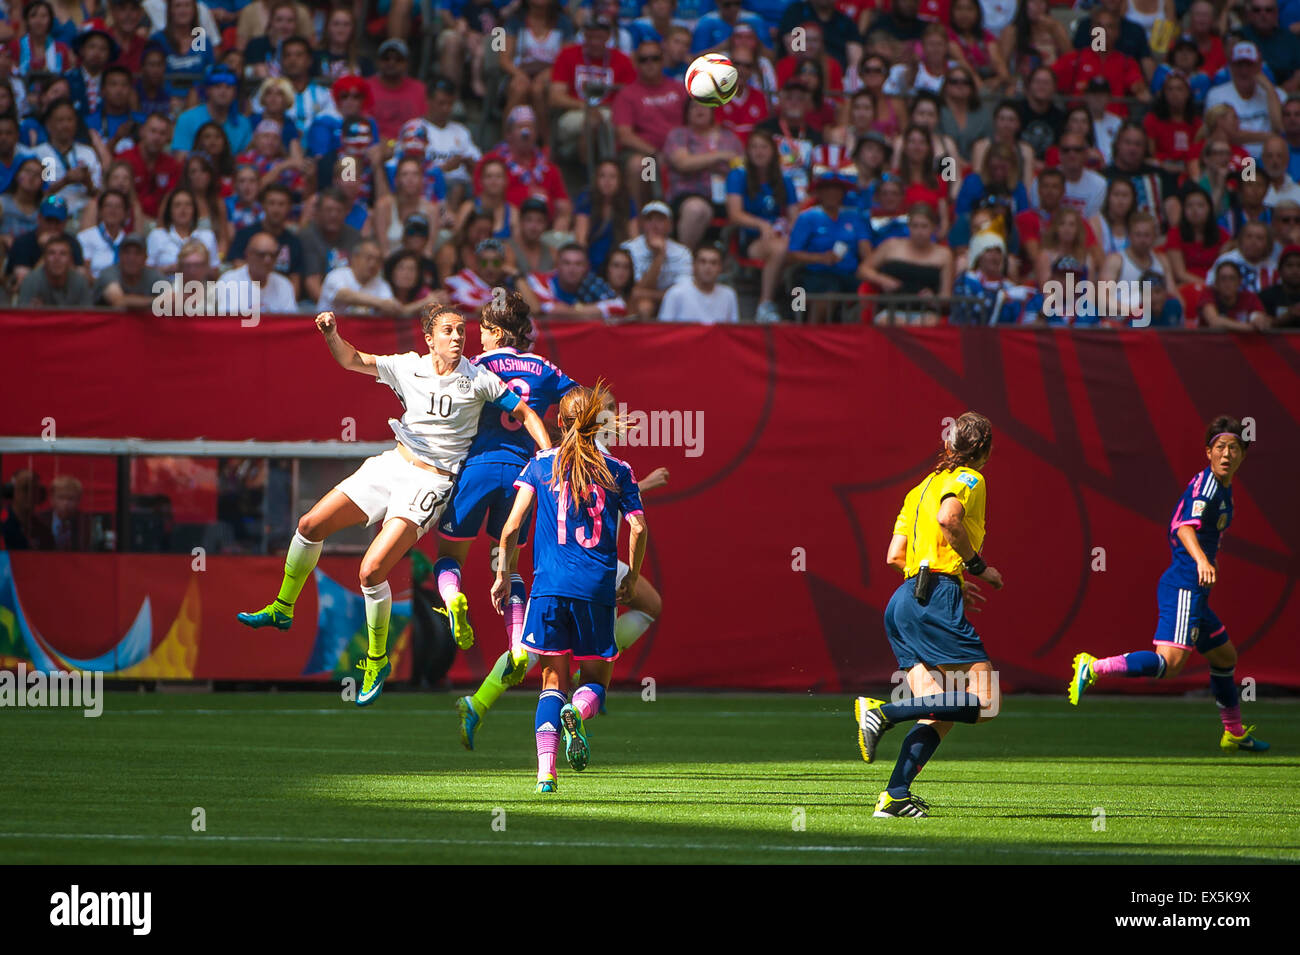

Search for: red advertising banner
xmin=2 ymin=312 xmax=1298 ymax=691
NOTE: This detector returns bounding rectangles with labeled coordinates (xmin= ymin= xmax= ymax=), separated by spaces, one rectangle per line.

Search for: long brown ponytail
xmin=934 ymin=411 xmax=993 ymax=473
xmin=551 ymin=381 xmax=623 ymax=505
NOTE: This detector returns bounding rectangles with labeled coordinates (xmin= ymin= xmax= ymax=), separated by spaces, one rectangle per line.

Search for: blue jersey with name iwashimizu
xmin=515 ymin=448 xmax=644 ymax=606
xmin=466 ymin=347 xmax=579 ymax=466
xmin=1166 ymin=466 xmax=1234 ymax=588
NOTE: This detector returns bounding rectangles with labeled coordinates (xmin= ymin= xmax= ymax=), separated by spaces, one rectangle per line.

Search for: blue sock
xmin=1124 ymin=651 xmax=1167 ymax=678
xmin=886 ymin=724 xmax=942 ymax=799
xmin=535 ymin=688 xmax=564 ymax=732
xmin=881 ymin=693 xmax=982 ymax=725
xmin=1209 ymin=667 xmax=1238 ymax=708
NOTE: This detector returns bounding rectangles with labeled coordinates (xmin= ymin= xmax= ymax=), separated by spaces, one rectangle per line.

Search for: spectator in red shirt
xmin=549 ymin=17 xmax=635 ymax=166
xmin=476 ymin=106 xmax=573 ymax=232
xmin=717 ymin=51 xmax=770 ymax=144
xmin=1143 ymin=70 xmax=1202 ymax=176
xmin=775 ymin=21 xmax=844 ymax=106
xmin=613 ymin=38 xmax=687 ymax=204
xmin=105 ymin=0 xmax=150 ymax=74
xmin=1017 ymin=168 xmax=1096 ymax=262
xmin=1051 ymin=9 xmax=1149 ymax=116
xmin=1197 ymin=260 xmax=1266 ymax=328
xmin=1163 ymin=185 xmax=1230 ymax=286
xmin=1186 ymin=0 xmax=1227 ymax=77
xmin=365 ymin=39 xmax=427 ymax=142
xmin=120 ymin=111 xmax=183 ymax=219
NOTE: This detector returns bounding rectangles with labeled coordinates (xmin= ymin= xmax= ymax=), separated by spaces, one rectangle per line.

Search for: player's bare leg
xmin=355 ymin=517 xmax=421 ymax=706
xmin=237 ymin=490 xmax=367 ymax=631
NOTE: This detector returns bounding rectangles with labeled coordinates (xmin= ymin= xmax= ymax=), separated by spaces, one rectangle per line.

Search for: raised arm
xmin=315 ymin=311 xmax=380 ymax=376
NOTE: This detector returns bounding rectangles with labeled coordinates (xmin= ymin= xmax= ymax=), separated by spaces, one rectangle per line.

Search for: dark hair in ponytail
xmin=480 ymin=289 xmax=535 ymax=350
xmin=934 ymin=411 xmax=994 ymax=473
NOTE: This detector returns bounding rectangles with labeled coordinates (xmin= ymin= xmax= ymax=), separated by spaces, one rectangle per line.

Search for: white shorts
xmin=335 ymin=448 xmax=454 ymax=539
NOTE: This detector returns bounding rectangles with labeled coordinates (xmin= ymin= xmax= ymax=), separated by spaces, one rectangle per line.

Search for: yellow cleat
xmin=1220 ymin=724 xmax=1270 ymax=752
xmin=1068 ymin=652 xmax=1097 ymax=706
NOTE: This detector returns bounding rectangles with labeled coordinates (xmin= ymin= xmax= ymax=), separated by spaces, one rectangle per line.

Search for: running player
xmin=491 ymin=382 xmax=648 ymax=793
xmin=235 ymin=305 xmax=549 ymax=706
xmin=456 ymin=389 xmax=667 ymax=748
xmin=1069 ymin=417 xmax=1269 ymax=752
xmin=426 ymin=293 xmax=579 ymax=735
xmin=854 ymin=412 xmax=1005 ymax=818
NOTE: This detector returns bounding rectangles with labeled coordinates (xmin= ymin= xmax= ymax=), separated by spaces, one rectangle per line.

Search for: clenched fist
xmin=315 ymin=311 xmax=336 ymax=333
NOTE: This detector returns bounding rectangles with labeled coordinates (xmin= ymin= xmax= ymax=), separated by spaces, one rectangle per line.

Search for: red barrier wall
xmin=3 ymin=312 xmax=1299 ymax=691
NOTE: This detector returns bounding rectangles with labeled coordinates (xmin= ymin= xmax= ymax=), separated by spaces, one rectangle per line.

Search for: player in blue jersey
xmin=457 ymin=386 xmax=668 ymax=748
xmin=491 ymin=382 xmax=648 ymax=793
xmin=1070 ymin=416 xmax=1269 ymax=752
xmin=424 ymin=293 xmax=579 ymax=709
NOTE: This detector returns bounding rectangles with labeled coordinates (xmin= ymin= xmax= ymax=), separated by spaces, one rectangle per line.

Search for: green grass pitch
xmin=2 ymin=693 xmax=1297 ymax=864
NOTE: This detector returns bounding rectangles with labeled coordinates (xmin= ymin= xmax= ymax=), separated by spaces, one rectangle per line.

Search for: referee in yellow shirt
xmin=854 ymin=412 xmax=1005 ymax=818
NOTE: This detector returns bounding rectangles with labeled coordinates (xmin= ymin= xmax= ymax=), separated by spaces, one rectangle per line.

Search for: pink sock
xmin=1219 ymin=704 xmax=1244 ymax=736
xmin=1092 ymin=655 xmax=1128 ymax=676
xmin=572 ymin=685 xmax=601 ymax=721
xmin=437 ymin=566 xmax=461 ymax=606
xmin=507 ymin=574 xmax=526 ymax=644
xmin=536 ymin=731 xmax=558 ymax=781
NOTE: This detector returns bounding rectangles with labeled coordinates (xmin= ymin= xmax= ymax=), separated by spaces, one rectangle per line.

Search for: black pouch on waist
xmin=913 ymin=564 xmax=934 ymax=605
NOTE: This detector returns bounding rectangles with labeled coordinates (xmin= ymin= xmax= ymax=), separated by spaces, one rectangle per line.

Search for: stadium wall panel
xmin=2 ymin=312 xmax=1298 ymax=692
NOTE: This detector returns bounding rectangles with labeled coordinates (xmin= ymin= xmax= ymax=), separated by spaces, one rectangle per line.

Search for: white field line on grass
xmin=0 ymin=831 xmax=1287 ymax=861
xmin=81 ymin=708 xmax=1278 ymax=720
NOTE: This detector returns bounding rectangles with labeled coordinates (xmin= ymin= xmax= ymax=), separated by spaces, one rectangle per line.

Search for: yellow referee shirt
xmin=892 ymin=467 xmax=988 ymax=578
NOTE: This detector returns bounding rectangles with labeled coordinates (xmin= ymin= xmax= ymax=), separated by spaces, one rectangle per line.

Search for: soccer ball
xmin=685 ymin=54 xmax=739 ymax=107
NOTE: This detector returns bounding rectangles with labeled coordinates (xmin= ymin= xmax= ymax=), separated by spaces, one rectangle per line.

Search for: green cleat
xmin=448 ymin=592 xmax=475 ymax=649
xmin=1068 ymin=652 xmax=1097 ymax=706
xmin=535 ymin=776 xmax=557 ymax=794
xmin=456 ymin=696 xmax=480 ymax=750
xmin=236 ymin=603 xmax=293 ymax=630
xmin=559 ymin=703 xmax=590 ymax=772
xmin=1220 ymin=724 xmax=1270 ymax=752
xmin=854 ymin=696 xmax=891 ymax=763
xmin=355 ymin=654 xmax=390 ymax=706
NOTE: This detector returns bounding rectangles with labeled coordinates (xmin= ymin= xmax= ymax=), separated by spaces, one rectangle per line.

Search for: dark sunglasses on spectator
xmin=638 ymin=54 xmax=663 ymax=62
xmin=1278 ymin=215 xmax=1300 ymax=223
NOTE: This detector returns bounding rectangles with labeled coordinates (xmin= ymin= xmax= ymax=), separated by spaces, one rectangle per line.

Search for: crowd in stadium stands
xmin=0 ymin=0 xmax=1299 ymax=326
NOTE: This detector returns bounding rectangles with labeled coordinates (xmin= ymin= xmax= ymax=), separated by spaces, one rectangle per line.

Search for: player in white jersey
xmin=236 ymin=305 xmax=550 ymax=706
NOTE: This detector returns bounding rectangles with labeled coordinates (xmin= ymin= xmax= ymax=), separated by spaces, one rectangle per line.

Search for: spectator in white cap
xmin=950 ymin=230 xmax=1035 ymax=325
xmin=621 ymin=199 xmax=693 ymax=319
xmin=1204 ymin=43 xmax=1283 ymax=161
xmin=658 ymin=243 xmax=740 ymax=323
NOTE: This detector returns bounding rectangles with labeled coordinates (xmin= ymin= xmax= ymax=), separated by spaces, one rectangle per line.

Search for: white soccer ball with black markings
xmin=686 ymin=54 xmax=739 ymax=107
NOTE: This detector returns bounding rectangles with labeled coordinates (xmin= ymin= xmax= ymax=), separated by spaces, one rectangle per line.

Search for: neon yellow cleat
xmin=1068 ymin=652 xmax=1097 ymax=706
xmin=501 ymin=646 xmax=530 ymax=687
xmin=448 ymin=592 xmax=475 ymax=649
xmin=1220 ymin=724 xmax=1270 ymax=752
xmin=355 ymin=654 xmax=390 ymax=706
xmin=535 ymin=775 xmax=557 ymax=794
xmin=854 ymin=696 xmax=891 ymax=763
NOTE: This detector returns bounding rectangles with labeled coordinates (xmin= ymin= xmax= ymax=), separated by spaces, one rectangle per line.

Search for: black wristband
xmin=964 ymin=553 xmax=987 ymax=576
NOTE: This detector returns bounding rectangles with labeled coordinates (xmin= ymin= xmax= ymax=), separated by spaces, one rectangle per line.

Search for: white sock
xmin=615 ymin=610 xmax=655 ymax=652
xmin=361 ymin=581 xmax=392 ymax=658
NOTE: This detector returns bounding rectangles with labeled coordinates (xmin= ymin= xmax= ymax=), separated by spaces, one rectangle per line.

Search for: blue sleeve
xmin=618 ymin=464 xmax=644 ymax=518
xmin=433 ymin=167 xmax=447 ymax=201
xmin=1012 ymin=182 xmax=1029 ymax=213
xmin=782 ymin=175 xmax=798 ymax=210
xmin=306 ymin=116 xmax=336 ymax=156
xmin=515 ymin=457 xmax=540 ymax=491
xmin=691 ymin=19 xmax=718 ymax=54
xmin=954 ymin=175 xmax=982 ymax=217
xmin=493 ymin=388 xmax=522 ymax=413
xmin=553 ymin=365 xmax=581 ymax=398
xmin=574 ymin=190 xmax=592 ymax=215
xmin=725 ymin=165 xmax=745 ymax=196
xmin=787 ymin=209 xmax=814 ymax=251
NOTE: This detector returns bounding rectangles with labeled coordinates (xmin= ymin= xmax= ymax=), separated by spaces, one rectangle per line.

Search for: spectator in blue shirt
xmin=86 ymin=66 xmax=148 ymax=160
xmin=786 ymin=165 xmax=871 ymax=322
xmin=691 ymin=0 xmax=770 ymax=55
xmin=172 ymin=66 xmax=252 ymax=156
xmin=725 ymin=127 xmax=798 ymax=322
xmin=149 ymin=0 xmax=216 ymax=85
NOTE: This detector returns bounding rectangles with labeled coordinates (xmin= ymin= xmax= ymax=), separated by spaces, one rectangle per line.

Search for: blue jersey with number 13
xmin=467 ymin=347 xmax=580 ymax=466
xmin=514 ymin=448 xmax=644 ymax=606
